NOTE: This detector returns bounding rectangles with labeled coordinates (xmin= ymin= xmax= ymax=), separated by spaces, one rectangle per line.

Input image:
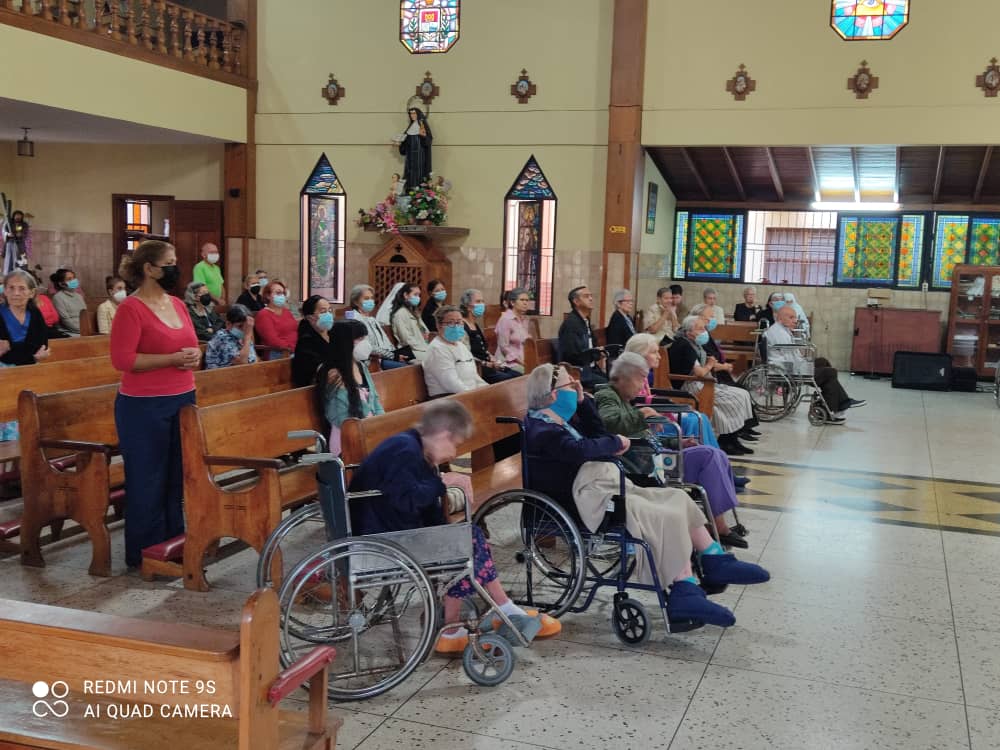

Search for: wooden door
xmin=173 ymin=201 xmax=224 ymax=293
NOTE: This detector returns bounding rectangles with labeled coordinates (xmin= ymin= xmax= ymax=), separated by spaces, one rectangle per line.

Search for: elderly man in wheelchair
xmin=520 ymin=363 xmax=769 ymax=630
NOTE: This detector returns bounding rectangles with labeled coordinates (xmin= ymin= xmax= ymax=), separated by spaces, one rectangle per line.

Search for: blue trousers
xmin=115 ymin=390 xmax=196 ymax=567
xmin=680 ymin=412 xmax=720 ymax=449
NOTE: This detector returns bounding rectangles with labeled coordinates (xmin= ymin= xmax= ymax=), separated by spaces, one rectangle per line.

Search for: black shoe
xmin=731 ymin=522 xmax=749 ymax=537
xmin=742 ymin=428 xmax=762 ymax=437
xmin=724 ymin=441 xmax=754 ymax=456
xmin=843 ymin=398 xmax=867 ymax=409
xmin=719 ymin=533 xmax=749 ymax=549
xmin=738 ymin=432 xmax=760 ymax=442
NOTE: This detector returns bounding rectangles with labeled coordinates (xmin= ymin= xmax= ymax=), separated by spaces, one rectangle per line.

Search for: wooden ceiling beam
xmin=932 ymin=146 xmax=946 ymax=203
xmin=720 ymin=147 xmax=746 ymax=201
xmin=974 ymin=146 xmax=994 ymax=203
xmin=680 ymin=147 xmax=711 ymax=200
xmin=764 ymin=147 xmax=784 ymax=202
xmin=850 ymin=146 xmax=861 ymax=203
xmin=807 ymin=146 xmax=821 ymax=202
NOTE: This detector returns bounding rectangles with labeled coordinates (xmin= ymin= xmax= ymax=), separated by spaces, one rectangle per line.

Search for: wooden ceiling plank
xmin=680 ymin=147 xmax=711 ymax=200
xmin=807 ymin=146 xmax=821 ymax=202
xmin=974 ymin=146 xmax=994 ymax=203
xmin=764 ymin=147 xmax=784 ymax=202
xmin=850 ymin=146 xmax=861 ymax=203
xmin=721 ymin=147 xmax=746 ymax=201
xmin=933 ymin=146 xmax=946 ymax=203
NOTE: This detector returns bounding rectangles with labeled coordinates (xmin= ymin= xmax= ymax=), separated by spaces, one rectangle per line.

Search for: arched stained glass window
xmin=832 ymin=1 xmax=909 ymax=41
xmin=503 ymin=156 xmax=557 ymax=316
xmin=300 ymin=153 xmax=346 ymax=303
xmin=400 ymin=0 xmax=460 ymax=54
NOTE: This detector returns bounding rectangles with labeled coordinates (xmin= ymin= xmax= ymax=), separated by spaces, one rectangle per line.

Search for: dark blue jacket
xmin=523 ymin=397 xmax=622 ymax=511
xmin=348 ymin=429 xmax=447 ymax=535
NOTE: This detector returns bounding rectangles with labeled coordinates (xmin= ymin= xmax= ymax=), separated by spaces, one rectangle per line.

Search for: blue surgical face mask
xmin=433 ymin=290 xmax=447 ymax=302
xmin=407 ymin=295 xmax=421 ymax=307
xmin=257 ymin=277 xmax=269 ymax=288
xmin=361 ymin=299 xmax=376 ymax=313
xmin=272 ymin=294 xmax=287 ymax=307
xmin=771 ymin=300 xmax=786 ymax=310
xmin=472 ymin=302 xmax=486 ymax=317
xmin=443 ymin=324 xmax=465 ymax=343
xmin=66 ymin=279 xmax=80 ymax=290
xmin=316 ymin=311 xmax=334 ymax=331
xmin=230 ymin=327 xmax=245 ymax=341
xmin=550 ymin=388 xmax=579 ymax=421
xmin=695 ymin=331 xmax=710 ymax=346
xmin=706 ymin=318 xmax=718 ymax=331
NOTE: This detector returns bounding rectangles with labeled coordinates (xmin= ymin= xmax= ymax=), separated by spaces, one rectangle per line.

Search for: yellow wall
xmin=644 ymin=0 xmax=1000 ymax=146
xmin=255 ymin=0 xmax=614 ymax=247
xmin=0 ymin=24 xmax=246 ymax=143
xmin=8 ymin=143 xmax=224 ymax=233
xmin=637 ymin=152 xmax=676 ymax=306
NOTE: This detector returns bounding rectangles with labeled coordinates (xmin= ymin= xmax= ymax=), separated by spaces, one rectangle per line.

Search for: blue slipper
xmin=667 ymin=580 xmax=735 ymax=628
xmin=733 ymin=475 xmax=751 ymax=488
xmin=701 ymin=553 xmax=770 ymax=586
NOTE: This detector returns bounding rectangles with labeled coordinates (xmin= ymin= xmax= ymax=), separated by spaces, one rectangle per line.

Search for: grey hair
xmin=459 ymin=288 xmax=481 ymax=317
xmin=225 ymin=303 xmax=251 ymax=324
xmin=185 ymin=280 xmax=208 ymax=305
xmin=349 ymin=283 xmax=374 ymax=308
xmin=244 ymin=274 xmax=260 ymax=286
xmin=612 ymin=288 xmax=631 ymax=305
xmin=703 ymin=287 xmax=718 ymax=298
xmin=625 ymin=332 xmax=659 ymax=356
xmin=433 ymin=304 xmax=462 ymax=324
xmin=610 ymin=351 xmax=650 ymax=383
xmin=680 ymin=314 xmax=703 ymax=333
xmin=505 ymin=287 xmax=530 ymax=305
xmin=689 ymin=303 xmax=708 ymax=317
xmin=526 ymin=364 xmax=558 ymax=410
xmin=3 ymin=268 xmax=37 ymax=291
xmin=743 ymin=286 xmax=756 ymax=296
xmin=417 ymin=399 xmax=473 ymax=440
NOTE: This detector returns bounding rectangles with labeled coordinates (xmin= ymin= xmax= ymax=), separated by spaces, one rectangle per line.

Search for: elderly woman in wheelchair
xmin=596 ymin=352 xmax=749 ymax=548
xmin=348 ymin=399 xmax=561 ymax=655
xmin=523 ymin=364 xmax=769 ymax=630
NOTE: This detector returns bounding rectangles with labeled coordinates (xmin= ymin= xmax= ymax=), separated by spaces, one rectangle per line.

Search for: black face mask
xmin=199 ymin=293 xmax=213 ymax=306
xmin=155 ymin=264 xmax=180 ymax=290
xmin=250 ymin=284 xmax=261 ymax=295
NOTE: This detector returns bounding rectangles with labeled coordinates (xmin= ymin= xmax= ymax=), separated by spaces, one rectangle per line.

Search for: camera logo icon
xmin=31 ymin=680 xmax=70 ymax=718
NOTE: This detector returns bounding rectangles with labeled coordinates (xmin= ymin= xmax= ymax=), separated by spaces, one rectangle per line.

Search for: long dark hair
xmin=315 ymin=319 xmax=368 ymax=427
xmin=390 ymin=283 xmax=420 ymax=317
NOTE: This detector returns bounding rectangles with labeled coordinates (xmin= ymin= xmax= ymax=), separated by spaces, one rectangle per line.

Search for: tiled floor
xmin=2 ymin=376 xmax=1000 ymax=748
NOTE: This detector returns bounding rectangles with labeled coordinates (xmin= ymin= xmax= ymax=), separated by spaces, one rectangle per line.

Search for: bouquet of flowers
xmin=356 ymin=201 xmax=402 ymax=234
xmin=406 ymin=175 xmax=450 ymax=225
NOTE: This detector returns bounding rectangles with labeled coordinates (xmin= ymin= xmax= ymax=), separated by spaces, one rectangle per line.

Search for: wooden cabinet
xmin=946 ymin=264 xmax=1000 ymax=377
xmin=850 ymin=307 xmax=941 ymax=375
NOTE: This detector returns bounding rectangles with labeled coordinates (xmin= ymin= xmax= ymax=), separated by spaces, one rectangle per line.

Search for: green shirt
xmin=595 ymin=386 xmax=648 ymax=437
xmin=193 ymin=260 xmax=224 ymax=300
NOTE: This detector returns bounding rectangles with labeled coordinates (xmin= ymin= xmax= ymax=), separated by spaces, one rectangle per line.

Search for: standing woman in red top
xmin=254 ymin=280 xmax=298 ymax=356
xmin=111 ymin=240 xmax=201 ymax=568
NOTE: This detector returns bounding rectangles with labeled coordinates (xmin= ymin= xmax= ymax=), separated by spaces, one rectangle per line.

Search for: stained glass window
xmin=503 ymin=156 xmax=557 ymax=316
xmin=831 ymin=1 xmax=909 ymax=41
xmin=400 ymin=0 xmax=460 ymax=54
xmin=300 ymin=153 xmax=346 ymax=303
xmin=836 ymin=216 xmax=898 ymax=285
xmin=932 ymin=215 xmax=970 ymax=289
xmin=124 ymin=199 xmax=150 ymax=251
xmin=673 ymin=211 xmax=689 ymax=279
xmin=896 ymin=214 xmax=925 ymax=288
xmin=968 ymin=217 xmax=1000 ymax=266
xmin=685 ymin=212 xmax=745 ymax=280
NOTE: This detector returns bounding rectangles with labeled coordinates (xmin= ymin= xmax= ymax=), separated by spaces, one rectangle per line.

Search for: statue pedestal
xmin=369 ymin=228 xmax=468 ymax=303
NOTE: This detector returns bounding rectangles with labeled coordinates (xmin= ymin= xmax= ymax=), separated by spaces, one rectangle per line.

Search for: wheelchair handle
xmin=287 ymin=429 xmax=328 ymax=454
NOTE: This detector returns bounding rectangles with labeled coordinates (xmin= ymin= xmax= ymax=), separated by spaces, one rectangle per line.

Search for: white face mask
xmin=353 ymin=339 xmax=373 ymax=363
xmin=112 ymin=290 xmax=127 ymax=303
xmin=206 ymin=253 xmax=220 ymax=264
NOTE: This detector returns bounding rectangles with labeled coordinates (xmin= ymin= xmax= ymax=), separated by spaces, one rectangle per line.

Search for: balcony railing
xmin=1 ymin=0 xmax=251 ymax=87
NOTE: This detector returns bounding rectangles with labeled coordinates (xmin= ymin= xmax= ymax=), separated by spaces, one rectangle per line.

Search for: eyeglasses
xmin=549 ymin=365 xmax=562 ymax=391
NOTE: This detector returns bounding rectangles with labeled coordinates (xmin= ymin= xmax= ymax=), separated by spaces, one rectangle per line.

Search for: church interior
xmin=2 ymin=1 xmax=1000 ymax=748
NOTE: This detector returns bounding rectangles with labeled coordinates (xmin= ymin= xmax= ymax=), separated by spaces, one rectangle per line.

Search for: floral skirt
xmin=446 ymin=525 xmax=497 ymax=599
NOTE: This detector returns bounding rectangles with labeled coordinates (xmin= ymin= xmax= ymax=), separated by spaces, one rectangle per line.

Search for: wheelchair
xmin=472 ymin=413 xmax=722 ymax=646
xmin=737 ymin=334 xmax=833 ymax=425
xmin=255 ymin=432 xmax=532 ymax=701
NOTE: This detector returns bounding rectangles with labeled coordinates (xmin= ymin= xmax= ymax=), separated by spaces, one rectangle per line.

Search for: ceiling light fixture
xmin=16 ymin=127 xmax=34 ymax=158
xmin=810 ymin=201 xmax=899 ymax=212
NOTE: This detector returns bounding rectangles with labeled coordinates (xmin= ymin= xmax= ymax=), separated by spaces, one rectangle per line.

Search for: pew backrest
xmin=46 ymin=335 xmax=111 ymax=362
xmin=370 ymin=363 xmax=429 ymax=411
xmin=0 ymin=355 xmax=120 ymax=423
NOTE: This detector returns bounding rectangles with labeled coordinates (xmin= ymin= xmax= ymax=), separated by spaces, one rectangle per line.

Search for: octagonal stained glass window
xmin=832 ymin=1 xmax=909 ymax=41
xmin=400 ymin=0 xmax=460 ymax=54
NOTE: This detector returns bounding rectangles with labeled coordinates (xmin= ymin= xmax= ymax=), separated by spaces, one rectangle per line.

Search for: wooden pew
xmin=0 ymin=355 xmax=120 ymax=426
xmin=652 ymin=348 xmax=716 ymax=417
xmin=0 ymin=589 xmax=340 ymax=750
xmin=46 ymin=334 xmax=110 ymax=362
xmin=523 ymin=337 xmax=558 ymax=371
xmin=78 ymin=308 xmax=99 ymax=336
xmin=16 ymin=359 xmax=295 ymax=576
xmin=713 ymin=322 xmax=759 ymax=376
xmin=341 ymin=376 xmax=529 ymax=507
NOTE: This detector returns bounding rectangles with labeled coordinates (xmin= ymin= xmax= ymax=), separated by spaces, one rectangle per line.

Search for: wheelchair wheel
xmin=256 ymin=502 xmax=326 ymax=591
xmin=277 ymin=537 xmax=437 ymax=701
xmin=611 ymin=595 xmax=651 ymax=646
xmin=807 ymin=392 xmax=829 ymax=426
xmin=738 ymin=365 xmax=794 ymax=422
xmin=462 ymin=633 xmax=516 ymax=687
xmin=473 ymin=490 xmax=587 ymax=619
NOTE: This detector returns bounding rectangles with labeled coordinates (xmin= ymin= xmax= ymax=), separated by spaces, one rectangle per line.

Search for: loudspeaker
xmin=891 ymin=351 xmax=952 ymax=391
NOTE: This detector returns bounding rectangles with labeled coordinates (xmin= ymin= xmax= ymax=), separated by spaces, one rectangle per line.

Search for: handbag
xmin=619 ymin=432 xmax=677 ymax=485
